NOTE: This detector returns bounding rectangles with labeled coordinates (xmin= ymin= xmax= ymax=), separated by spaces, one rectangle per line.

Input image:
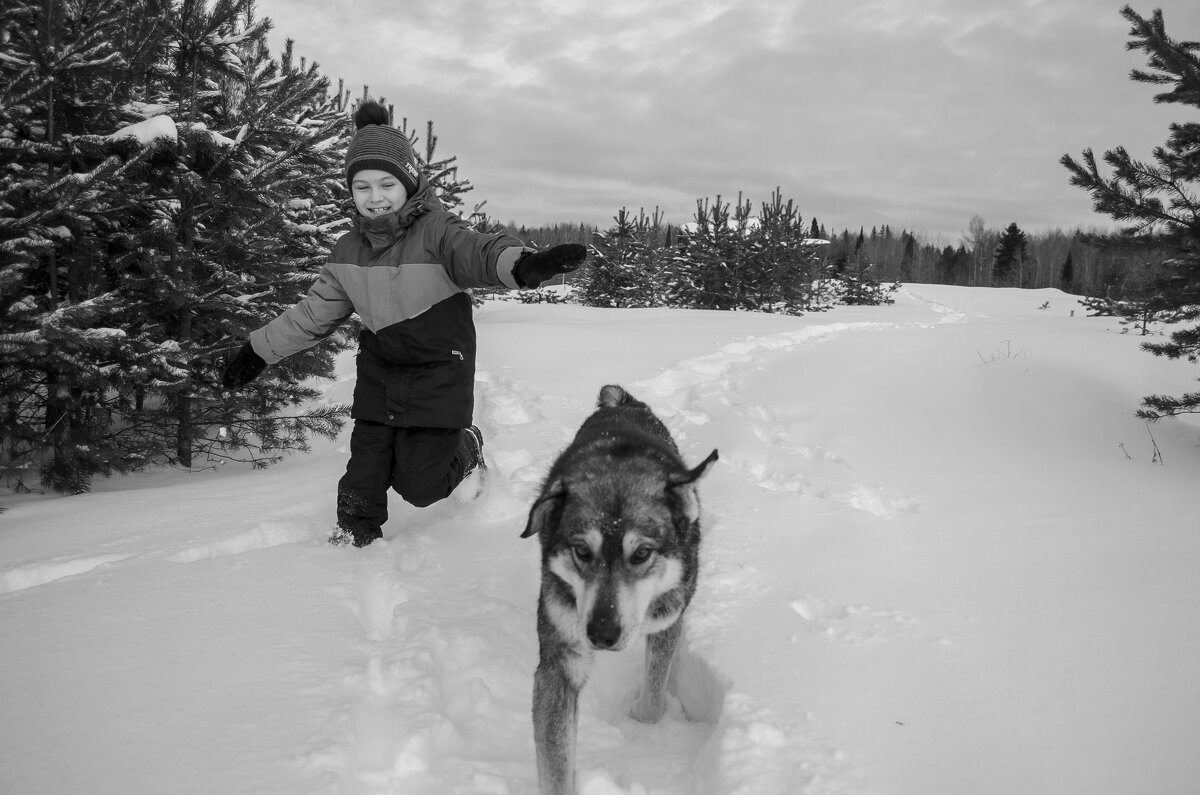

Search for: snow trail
xmin=307 ymin=306 xmax=973 ymax=793
xmin=0 ymin=553 xmax=132 ymax=594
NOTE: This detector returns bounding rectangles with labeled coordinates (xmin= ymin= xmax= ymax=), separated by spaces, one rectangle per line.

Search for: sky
xmin=5 ymin=286 xmax=1200 ymax=793
xmin=252 ymin=0 xmax=1200 ymax=243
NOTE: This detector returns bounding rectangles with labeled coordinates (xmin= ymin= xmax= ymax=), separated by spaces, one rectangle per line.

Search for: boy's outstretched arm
xmin=222 ymin=265 xmax=355 ymax=388
xmin=431 ymin=215 xmax=587 ymax=290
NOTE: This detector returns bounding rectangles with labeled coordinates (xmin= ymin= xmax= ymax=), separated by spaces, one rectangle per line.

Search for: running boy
xmin=222 ymin=99 xmax=586 ymax=547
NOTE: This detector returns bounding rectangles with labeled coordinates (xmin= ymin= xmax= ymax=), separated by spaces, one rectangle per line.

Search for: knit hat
xmin=345 ymin=100 xmax=421 ymax=195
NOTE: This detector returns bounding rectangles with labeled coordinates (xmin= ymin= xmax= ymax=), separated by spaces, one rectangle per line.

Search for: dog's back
xmin=550 ymin=384 xmax=684 ymax=486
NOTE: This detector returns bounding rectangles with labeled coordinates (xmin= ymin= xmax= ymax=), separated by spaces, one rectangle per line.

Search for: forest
xmin=503 ymin=210 xmax=1165 ymax=299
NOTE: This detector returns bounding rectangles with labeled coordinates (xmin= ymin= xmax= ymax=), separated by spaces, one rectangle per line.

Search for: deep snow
xmin=2 ymin=285 xmax=1199 ymax=794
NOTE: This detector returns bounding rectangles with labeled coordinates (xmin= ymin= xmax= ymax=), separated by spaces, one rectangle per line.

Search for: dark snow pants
xmin=336 ymin=419 xmax=470 ymax=533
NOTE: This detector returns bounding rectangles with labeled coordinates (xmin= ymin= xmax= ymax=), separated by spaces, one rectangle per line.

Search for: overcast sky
xmin=253 ymin=0 xmax=1200 ymax=243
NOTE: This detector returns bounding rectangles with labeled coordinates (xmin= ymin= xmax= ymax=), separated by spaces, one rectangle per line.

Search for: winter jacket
xmin=249 ymin=187 xmax=528 ymax=428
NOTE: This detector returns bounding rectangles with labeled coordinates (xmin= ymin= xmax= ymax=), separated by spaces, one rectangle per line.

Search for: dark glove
xmin=514 ymin=243 xmax=587 ymax=288
xmin=222 ymin=341 xmax=267 ymax=389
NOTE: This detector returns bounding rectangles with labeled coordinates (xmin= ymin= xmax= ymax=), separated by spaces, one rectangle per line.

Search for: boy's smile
xmin=351 ymin=169 xmax=410 ymax=218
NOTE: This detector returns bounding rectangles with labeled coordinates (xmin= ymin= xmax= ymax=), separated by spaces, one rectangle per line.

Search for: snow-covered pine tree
xmin=0 ymin=0 xmax=174 ymax=492
xmin=137 ymin=0 xmax=272 ymax=467
xmin=743 ymin=188 xmax=827 ymax=313
xmin=2 ymin=0 xmax=357 ymax=493
xmin=578 ymin=207 xmax=663 ymax=308
xmin=200 ymin=27 xmax=355 ymax=465
xmin=837 ymin=253 xmax=898 ymax=306
xmin=1061 ymin=5 xmax=1200 ymax=419
xmin=413 ymin=117 xmax=472 ymax=215
xmin=670 ymin=195 xmax=753 ymax=310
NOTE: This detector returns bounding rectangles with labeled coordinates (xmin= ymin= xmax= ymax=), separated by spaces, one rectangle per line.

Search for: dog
xmin=521 ymin=384 xmax=718 ymax=795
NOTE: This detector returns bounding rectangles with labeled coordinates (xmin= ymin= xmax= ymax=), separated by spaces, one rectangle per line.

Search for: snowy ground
xmin=3 ymin=285 xmax=1199 ymax=795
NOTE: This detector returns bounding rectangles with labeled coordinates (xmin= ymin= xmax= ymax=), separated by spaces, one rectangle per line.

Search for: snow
xmin=123 ymin=101 xmax=172 ymax=119
xmin=106 ymin=115 xmax=178 ymax=145
xmin=181 ymin=121 xmax=238 ymax=149
xmin=2 ymin=285 xmax=1199 ymax=794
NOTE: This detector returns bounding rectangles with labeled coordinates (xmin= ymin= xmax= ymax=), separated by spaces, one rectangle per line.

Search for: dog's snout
xmin=586 ymin=608 xmax=622 ymax=650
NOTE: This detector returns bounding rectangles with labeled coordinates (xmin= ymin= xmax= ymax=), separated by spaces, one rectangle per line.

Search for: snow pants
xmin=336 ymin=419 xmax=471 ymax=533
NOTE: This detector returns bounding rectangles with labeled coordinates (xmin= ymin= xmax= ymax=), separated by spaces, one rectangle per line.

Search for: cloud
xmin=257 ymin=0 xmax=1200 ymax=240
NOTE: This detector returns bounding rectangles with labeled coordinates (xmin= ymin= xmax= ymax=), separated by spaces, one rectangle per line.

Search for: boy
xmin=222 ymin=99 xmax=585 ymax=547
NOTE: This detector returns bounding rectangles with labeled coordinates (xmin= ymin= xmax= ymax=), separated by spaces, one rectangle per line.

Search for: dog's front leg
xmin=533 ymin=654 xmax=584 ymax=795
xmin=630 ymin=621 xmax=682 ymax=723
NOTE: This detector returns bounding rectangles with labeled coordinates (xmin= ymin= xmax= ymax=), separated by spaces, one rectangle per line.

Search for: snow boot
xmin=328 ymin=523 xmax=383 ymax=548
xmin=452 ymin=425 xmax=488 ymax=503
xmin=331 ymin=490 xmax=384 ymax=547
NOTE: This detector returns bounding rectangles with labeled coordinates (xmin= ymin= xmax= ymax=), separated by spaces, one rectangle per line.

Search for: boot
xmin=452 ymin=425 xmax=488 ymax=502
xmin=331 ymin=490 xmax=384 ymax=547
xmin=328 ymin=523 xmax=383 ymax=548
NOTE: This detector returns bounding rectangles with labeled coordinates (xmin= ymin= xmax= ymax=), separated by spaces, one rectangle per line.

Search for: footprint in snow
xmin=790 ymin=595 xmax=918 ymax=645
xmin=474 ymin=368 xmax=543 ymax=427
xmin=349 ymin=565 xmax=409 ymax=641
xmin=833 ymin=482 xmax=920 ymax=518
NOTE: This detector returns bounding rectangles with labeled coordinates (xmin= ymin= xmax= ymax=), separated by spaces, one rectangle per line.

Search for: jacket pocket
xmin=383 ymin=354 xmax=472 ymax=428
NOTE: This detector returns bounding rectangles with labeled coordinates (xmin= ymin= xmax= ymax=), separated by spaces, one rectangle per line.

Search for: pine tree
xmin=671 ymin=195 xmax=753 ymax=310
xmin=1079 ymin=262 xmax=1187 ymax=335
xmin=1061 ymin=250 xmax=1076 ymax=292
xmin=414 ymin=117 xmax=472 ymax=214
xmin=1 ymin=0 xmax=174 ymax=491
xmin=837 ymin=254 xmax=898 ymax=306
xmin=743 ymin=188 xmax=826 ymax=313
xmin=578 ymin=207 xmax=661 ymax=308
xmin=900 ymin=231 xmax=917 ymax=281
xmin=1061 ymin=5 xmax=1200 ymax=418
xmin=108 ymin=0 xmax=354 ymax=471
xmin=992 ymin=222 xmax=1029 ymax=286
xmin=1 ymin=0 xmax=356 ymax=493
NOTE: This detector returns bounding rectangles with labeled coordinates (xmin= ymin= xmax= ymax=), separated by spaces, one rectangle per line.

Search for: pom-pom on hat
xmin=345 ymin=100 xmax=421 ymax=196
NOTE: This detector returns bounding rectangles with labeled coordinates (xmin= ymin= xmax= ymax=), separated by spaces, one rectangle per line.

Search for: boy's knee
xmin=389 ymin=428 xmax=461 ymax=508
xmin=390 ymin=474 xmax=451 ymax=508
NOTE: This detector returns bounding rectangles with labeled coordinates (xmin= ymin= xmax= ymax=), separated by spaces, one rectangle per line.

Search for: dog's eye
xmin=629 ymin=546 xmax=655 ymax=566
xmin=571 ymin=543 xmax=593 ymax=563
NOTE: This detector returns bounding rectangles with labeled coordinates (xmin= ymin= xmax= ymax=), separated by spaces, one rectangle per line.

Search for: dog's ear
xmin=670 ymin=449 xmax=719 ymax=487
xmin=521 ymin=479 xmax=567 ymax=539
xmin=597 ymin=384 xmax=628 ymax=408
xmin=666 ymin=450 xmax=718 ymax=524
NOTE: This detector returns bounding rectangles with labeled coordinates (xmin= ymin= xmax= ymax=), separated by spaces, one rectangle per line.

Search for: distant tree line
xmin=505 ymin=212 xmax=1173 ymax=301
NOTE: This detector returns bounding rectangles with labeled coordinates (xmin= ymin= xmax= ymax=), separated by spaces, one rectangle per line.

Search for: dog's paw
xmin=629 ymin=690 xmax=668 ymax=723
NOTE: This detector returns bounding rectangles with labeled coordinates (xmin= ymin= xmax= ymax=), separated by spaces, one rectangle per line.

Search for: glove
xmin=222 ymin=341 xmax=267 ymax=389
xmin=514 ymin=243 xmax=587 ymax=288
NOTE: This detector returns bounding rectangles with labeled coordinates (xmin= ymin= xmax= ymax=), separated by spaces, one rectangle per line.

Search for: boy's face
xmin=351 ymin=169 xmax=409 ymax=218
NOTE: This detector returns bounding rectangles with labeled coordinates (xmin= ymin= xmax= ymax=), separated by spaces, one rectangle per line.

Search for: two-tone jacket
xmin=250 ymin=189 xmax=528 ymax=429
